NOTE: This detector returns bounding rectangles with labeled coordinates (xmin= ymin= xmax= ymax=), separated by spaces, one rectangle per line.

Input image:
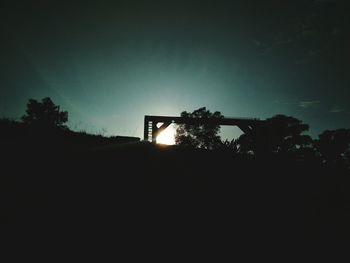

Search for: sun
xmin=156 ymin=124 xmax=176 ymax=145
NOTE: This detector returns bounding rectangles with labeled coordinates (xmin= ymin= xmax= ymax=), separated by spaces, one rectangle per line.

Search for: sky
xmin=1 ymin=0 xmax=349 ymax=139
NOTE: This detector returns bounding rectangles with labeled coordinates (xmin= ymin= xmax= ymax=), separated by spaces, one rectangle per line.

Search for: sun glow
xmin=156 ymin=124 xmax=176 ymax=145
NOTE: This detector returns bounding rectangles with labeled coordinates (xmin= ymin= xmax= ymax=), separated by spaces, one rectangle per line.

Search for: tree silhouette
xmin=236 ymin=114 xmax=312 ymax=155
xmin=315 ymin=129 xmax=350 ymax=165
xmin=21 ymin=97 xmax=68 ymax=129
xmin=175 ymin=107 xmax=223 ymax=149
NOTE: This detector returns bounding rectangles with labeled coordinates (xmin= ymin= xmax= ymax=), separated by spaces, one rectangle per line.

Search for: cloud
xmin=329 ymin=106 xmax=344 ymax=113
xmin=299 ymin=100 xmax=321 ymax=108
xmin=273 ymin=100 xmax=291 ymax=105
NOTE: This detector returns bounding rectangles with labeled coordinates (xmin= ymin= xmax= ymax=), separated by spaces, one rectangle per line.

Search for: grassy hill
xmin=1 ymin=119 xmax=350 ymax=246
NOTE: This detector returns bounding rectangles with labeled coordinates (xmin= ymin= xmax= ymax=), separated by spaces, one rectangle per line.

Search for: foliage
xmin=315 ymin=129 xmax=350 ymax=165
xmin=21 ymin=97 xmax=68 ymax=129
xmin=0 ymin=117 xmax=26 ymax=140
xmin=235 ymin=114 xmax=313 ymax=155
xmin=175 ymin=107 xmax=224 ymax=149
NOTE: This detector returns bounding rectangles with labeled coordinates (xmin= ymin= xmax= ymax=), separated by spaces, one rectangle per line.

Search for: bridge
xmin=144 ymin=115 xmax=265 ymax=142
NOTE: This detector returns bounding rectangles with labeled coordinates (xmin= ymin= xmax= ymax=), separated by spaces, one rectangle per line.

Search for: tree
xmin=315 ymin=129 xmax=350 ymax=165
xmin=21 ymin=97 xmax=68 ymax=129
xmin=235 ymin=114 xmax=312 ymax=155
xmin=175 ymin=107 xmax=224 ymax=149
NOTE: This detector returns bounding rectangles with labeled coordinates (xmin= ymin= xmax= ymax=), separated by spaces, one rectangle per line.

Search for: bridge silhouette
xmin=144 ymin=115 xmax=265 ymax=142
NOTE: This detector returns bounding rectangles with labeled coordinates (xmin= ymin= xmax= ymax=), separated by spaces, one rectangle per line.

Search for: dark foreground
xmin=1 ymin=140 xmax=350 ymax=253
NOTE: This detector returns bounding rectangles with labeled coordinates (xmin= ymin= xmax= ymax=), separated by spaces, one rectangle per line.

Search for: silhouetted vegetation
xmin=235 ymin=114 xmax=313 ymax=156
xmin=315 ymin=129 xmax=350 ymax=167
xmin=0 ymin=97 xmax=140 ymax=149
xmin=1 ymin=101 xmax=349 ymax=242
xmin=174 ymin=108 xmax=350 ymax=168
xmin=175 ymin=107 xmax=224 ymax=149
xmin=22 ymin=97 xmax=68 ymax=129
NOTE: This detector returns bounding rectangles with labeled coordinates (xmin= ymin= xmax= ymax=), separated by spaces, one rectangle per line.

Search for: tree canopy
xmin=235 ymin=114 xmax=312 ymax=155
xmin=21 ymin=97 xmax=68 ymax=129
xmin=175 ymin=107 xmax=224 ymax=149
xmin=315 ymin=129 xmax=350 ymax=165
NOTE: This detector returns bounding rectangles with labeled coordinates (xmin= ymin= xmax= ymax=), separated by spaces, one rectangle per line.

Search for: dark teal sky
xmin=1 ymin=0 xmax=349 ymax=138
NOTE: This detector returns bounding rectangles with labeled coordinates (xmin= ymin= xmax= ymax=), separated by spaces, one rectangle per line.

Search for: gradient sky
xmin=1 ymin=0 xmax=349 ymax=139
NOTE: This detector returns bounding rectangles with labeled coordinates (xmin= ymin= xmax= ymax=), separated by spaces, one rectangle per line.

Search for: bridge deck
xmin=144 ymin=115 xmax=265 ymax=142
xmin=144 ymin=115 xmax=263 ymax=125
